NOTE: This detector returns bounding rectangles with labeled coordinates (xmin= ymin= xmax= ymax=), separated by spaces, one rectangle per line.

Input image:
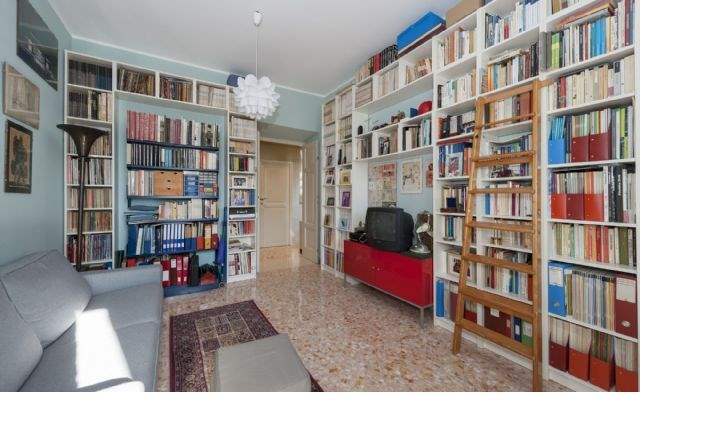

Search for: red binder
xmin=549 ymin=341 xmax=569 ymax=371
xmin=464 ymin=309 xmax=478 ymax=322
xmin=571 ymin=136 xmax=589 ymax=162
xmin=614 ymin=275 xmax=638 ymax=338
xmin=588 ymin=132 xmax=611 ymax=161
xmin=484 ymin=307 xmax=511 ymax=338
xmin=615 ymin=366 xmax=639 ymax=392
xmin=590 ymin=356 xmax=615 ymax=391
xmin=181 ymin=255 xmax=188 ymax=285
xmin=566 ymin=193 xmax=585 ymax=220
xmin=211 ymin=234 xmax=219 ymax=249
xmin=584 ymin=194 xmax=604 ymax=221
xmin=170 ymin=257 xmax=178 ymax=285
xmin=568 ymin=348 xmax=590 ymax=381
xmin=551 ymin=194 xmax=567 ymax=219
xmin=161 ymin=260 xmax=170 ymax=287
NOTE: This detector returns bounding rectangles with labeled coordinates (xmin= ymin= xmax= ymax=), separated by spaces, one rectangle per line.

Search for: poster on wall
xmin=400 ymin=158 xmax=422 ymax=194
xmin=16 ymin=0 xmax=58 ymax=90
xmin=3 ymin=63 xmax=40 ymax=129
xmin=4 ymin=120 xmax=33 ymax=193
xmin=368 ymin=162 xmax=396 ymax=207
xmin=425 ymin=161 xmax=433 ymax=188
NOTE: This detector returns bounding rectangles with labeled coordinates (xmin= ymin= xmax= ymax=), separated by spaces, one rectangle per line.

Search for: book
xmin=437 ymin=27 xmax=476 ymax=68
xmin=117 ymin=67 xmax=155 ymax=96
xmin=548 ymin=55 xmax=634 ymax=109
xmin=126 ymin=111 xmax=221 ymax=147
xmin=159 ymin=75 xmax=192 ymax=102
xmin=485 ymin=0 xmax=541 ymax=48
xmin=68 ymin=60 xmax=112 ymax=90
xmin=482 ymin=247 xmax=533 ymax=301
xmin=67 ymin=90 xmax=112 ymax=122
xmin=196 ymin=84 xmax=227 ymax=108
xmin=126 ymin=142 xmax=218 ymax=170
xmin=552 ymin=222 xmax=636 ymax=267
xmin=437 ymin=70 xmax=477 ymax=108
xmin=482 ymin=43 xmax=539 ymax=93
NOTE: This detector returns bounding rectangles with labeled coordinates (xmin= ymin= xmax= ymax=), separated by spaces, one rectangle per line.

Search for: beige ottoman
xmin=211 ymin=334 xmax=311 ymax=392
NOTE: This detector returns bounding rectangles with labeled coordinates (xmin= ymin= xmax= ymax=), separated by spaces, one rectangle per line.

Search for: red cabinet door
xmin=344 ymin=241 xmax=372 ymax=283
xmin=373 ymin=250 xmax=430 ymax=307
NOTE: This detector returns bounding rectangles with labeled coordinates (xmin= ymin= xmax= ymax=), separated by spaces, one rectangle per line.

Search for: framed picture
xmin=323 ymin=214 xmax=332 ymax=226
xmin=3 ymin=63 xmax=40 ymax=128
xmin=16 ymin=0 xmax=58 ymax=90
xmin=341 ymin=191 xmax=351 ymax=207
xmin=447 ymin=153 xmax=462 ymax=177
xmin=446 ymin=251 xmax=475 ymax=283
xmin=339 ymin=169 xmax=351 ymax=186
xmin=5 ymin=120 xmax=33 ymax=193
xmin=326 ymin=197 xmax=335 ymax=206
xmin=400 ymin=158 xmax=422 ymax=193
xmin=324 ymin=171 xmax=335 ymax=185
xmin=339 ymin=217 xmax=349 ymax=230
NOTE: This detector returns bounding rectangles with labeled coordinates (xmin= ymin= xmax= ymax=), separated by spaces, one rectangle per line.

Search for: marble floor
xmin=156 ymin=246 xmax=567 ymax=392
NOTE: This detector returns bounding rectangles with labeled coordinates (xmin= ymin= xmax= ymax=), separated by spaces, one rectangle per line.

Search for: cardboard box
xmin=446 ymin=0 xmax=484 ymax=27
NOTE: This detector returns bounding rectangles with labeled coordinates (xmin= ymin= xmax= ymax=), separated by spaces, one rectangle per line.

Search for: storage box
xmin=548 ymin=138 xmax=567 ymax=165
xmin=571 ymin=135 xmax=590 ymax=162
xmin=397 ymin=12 xmax=445 ymax=54
xmin=566 ymin=193 xmax=585 ymax=220
xmin=446 ymin=0 xmax=484 ymax=27
xmin=154 ymin=171 xmax=183 ymax=196
xmin=551 ymin=193 xmax=567 ymax=219
xmin=589 ymin=132 xmax=611 ymax=161
xmin=615 ymin=366 xmax=639 ymax=392
xmin=568 ymin=348 xmax=590 ymax=381
xmin=589 ymin=356 xmax=615 ymax=391
xmin=549 ymin=341 xmax=569 ymax=371
xmin=584 ymin=193 xmax=604 ymax=221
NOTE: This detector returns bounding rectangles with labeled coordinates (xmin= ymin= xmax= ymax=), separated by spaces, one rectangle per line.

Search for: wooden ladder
xmin=451 ymin=80 xmax=543 ymax=391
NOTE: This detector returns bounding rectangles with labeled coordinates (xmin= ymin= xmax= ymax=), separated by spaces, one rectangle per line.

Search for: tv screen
xmin=367 ymin=211 xmax=397 ymax=242
xmin=366 ymin=207 xmax=413 ymax=252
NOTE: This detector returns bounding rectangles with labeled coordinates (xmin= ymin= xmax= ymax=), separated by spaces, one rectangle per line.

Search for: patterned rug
xmin=169 ymin=300 xmax=322 ymax=391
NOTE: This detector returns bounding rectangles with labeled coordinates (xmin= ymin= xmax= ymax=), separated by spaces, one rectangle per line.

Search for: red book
xmin=584 ymin=194 xmax=604 ymax=221
xmin=590 ymin=356 xmax=615 ymax=391
xmin=568 ymin=348 xmax=590 ymax=381
xmin=161 ymin=260 xmax=170 ymax=287
xmin=484 ymin=307 xmax=511 ymax=338
xmin=566 ymin=193 xmax=585 ymax=220
xmin=615 ymin=366 xmax=638 ymax=392
xmin=551 ymin=193 xmax=567 ymax=219
xmin=614 ymin=275 xmax=638 ymax=338
xmin=571 ymin=135 xmax=589 ymax=162
xmin=588 ymin=132 xmax=610 ymax=161
xmin=169 ymin=257 xmax=178 ymax=286
xmin=549 ymin=341 xmax=569 ymax=371
xmin=182 ymin=255 xmax=188 ymax=285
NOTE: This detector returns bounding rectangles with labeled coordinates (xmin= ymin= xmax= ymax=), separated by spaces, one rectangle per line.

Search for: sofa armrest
xmin=81 ymin=265 xmax=162 ymax=296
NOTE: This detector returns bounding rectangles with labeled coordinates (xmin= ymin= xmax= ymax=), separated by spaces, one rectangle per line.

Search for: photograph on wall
xmin=4 ymin=120 xmax=33 ymax=193
xmin=400 ymin=158 xmax=422 ymax=193
xmin=3 ymin=63 xmax=40 ymax=128
xmin=425 ymin=161 xmax=433 ymax=187
xmin=16 ymin=0 xmax=58 ymax=90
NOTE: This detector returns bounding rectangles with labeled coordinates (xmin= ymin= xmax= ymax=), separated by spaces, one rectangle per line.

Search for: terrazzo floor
xmin=156 ymin=246 xmax=568 ymax=392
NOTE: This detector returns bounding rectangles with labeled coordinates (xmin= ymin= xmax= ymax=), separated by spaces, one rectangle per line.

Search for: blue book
xmin=513 ymin=317 xmax=523 ymax=342
xmin=435 ymin=280 xmax=445 ymax=318
xmin=548 ymin=262 xmax=572 ymax=316
xmin=127 ymin=225 xmax=138 ymax=256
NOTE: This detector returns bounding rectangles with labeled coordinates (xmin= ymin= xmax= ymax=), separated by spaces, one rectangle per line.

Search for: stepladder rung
xmin=467 ymin=220 xmax=534 ymax=233
xmin=483 ymin=113 xmax=535 ymax=129
xmin=472 ymin=151 xmax=535 ymax=166
xmin=459 ymin=319 xmax=533 ymax=359
xmin=463 ymin=253 xmax=535 ymax=275
xmin=458 ymin=284 xmax=534 ymax=322
xmin=469 ymin=187 xmax=535 ymax=195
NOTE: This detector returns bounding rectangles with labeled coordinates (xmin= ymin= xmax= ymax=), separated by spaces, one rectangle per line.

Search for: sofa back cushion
xmin=0 ymin=284 xmax=42 ymax=391
xmin=0 ymin=250 xmax=91 ymax=347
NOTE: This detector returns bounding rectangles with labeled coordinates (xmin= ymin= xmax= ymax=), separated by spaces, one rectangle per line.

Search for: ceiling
xmin=48 ymin=0 xmax=458 ymax=96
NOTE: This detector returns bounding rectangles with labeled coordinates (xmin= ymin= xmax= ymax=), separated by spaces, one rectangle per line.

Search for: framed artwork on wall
xmin=4 ymin=120 xmax=33 ymax=193
xmin=3 ymin=63 xmax=40 ymax=128
xmin=16 ymin=0 xmax=59 ymax=90
xmin=400 ymin=158 xmax=421 ymax=193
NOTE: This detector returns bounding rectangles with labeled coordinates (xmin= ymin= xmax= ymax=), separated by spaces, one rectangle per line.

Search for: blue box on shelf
xmin=548 ymin=138 xmax=567 ymax=165
xmin=397 ymin=12 xmax=445 ymax=54
xmin=548 ymin=262 xmax=571 ymax=317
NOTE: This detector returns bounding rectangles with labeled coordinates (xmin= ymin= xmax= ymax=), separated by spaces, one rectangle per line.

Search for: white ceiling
xmin=49 ymin=0 xmax=458 ymax=96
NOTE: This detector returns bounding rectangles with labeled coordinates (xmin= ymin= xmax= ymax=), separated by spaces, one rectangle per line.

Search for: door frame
xmin=259 ymin=159 xmax=292 ymax=248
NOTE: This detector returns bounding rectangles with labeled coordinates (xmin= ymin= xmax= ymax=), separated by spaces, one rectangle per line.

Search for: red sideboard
xmin=344 ymin=240 xmax=433 ymax=323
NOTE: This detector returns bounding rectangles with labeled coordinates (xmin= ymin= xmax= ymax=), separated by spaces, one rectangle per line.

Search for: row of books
xmin=339 ymin=116 xmax=352 ymax=141
xmin=401 ymin=119 xmax=432 ymax=151
xmin=483 ymin=182 xmax=533 ymax=218
xmin=437 ymin=70 xmax=477 ymax=109
xmin=548 ymin=55 xmax=634 ymax=109
xmin=68 ymin=90 xmax=112 ymax=122
xmin=435 ymin=279 xmax=473 ymax=321
xmin=229 ymin=116 xmax=257 ymax=140
xmin=324 ymin=146 xmax=335 ymax=167
xmin=549 ymin=105 xmax=634 ymax=163
xmin=229 ymin=140 xmax=255 ymax=155
xmin=405 ymin=58 xmax=432 ymax=84
xmin=545 ymin=0 xmax=634 ymax=71
xmin=126 ymin=222 xmax=219 ymax=256
xmin=482 ymin=43 xmax=539 ymax=93
xmin=335 ymin=251 xmax=344 ymax=272
xmin=157 ymin=199 xmax=218 ymax=221
xmin=357 ymin=136 xmax=372 ymax=159
xmin=228 ymin=234 xmax=254 ymax=252
xmin=229 ymin=251 xmax=255 ymax=276
xmin=68 ymin=187 xmax=112 ymax=209
xmin=485 ymin=91 xmax=531 ymax=122
xmin=438 ymin=111 xmax=475 ymax=139
xmin=196 ymin=84 xmax=227 ymax=108
xmin=127 ymin=170 xmax=218 ymax=197
xmin=159 ymin=76 xmax=192 ymax=102
xmin=484 ymin=227 xmax=532 ymax=250
xmin=482 ymin=247 xmax=533 ymax=300
xmin=126 ymin=111 xmax=221 ymax=147
xmin=355 ymin=80 xmax=373 ymax=108
xmin=230 ymin=189 xmax=256 ymax=207
xmin=338 ymin=89 xmax=353 ymax=117
xmin=550 ymin=0 xmax=582 ymax=14
xmin=441 ymin=215 xmax=463 ymax=243
xmin=323 ymin=247 xmax=335 ymax=269
xmin=229 ymin=154 xmax=255 ymax=172
xmin=67 ymin=210 xmax=112 ymax=232
xmin=377 ymin=68 xmax=398 ymax=98
xmin=550 ymin=319 xmax=637 ymax=391
xmin=68 ymin=60 xmax=112 ymax=90
xmin=552 ymin=223 xmax=636 ymax=267
xmin=323 ymin=100 xmax=335 ymax=125
xmin=66 ymin=233 xmax=112 ymax=263
xmin=117 ymin=67 xmax=155 ymax=96
xmin=323 ymin=123 xmax=335 ymax=147
xmin=437 ymin=28 xmax=476 ymax=68
xmin=354 ymin=44 xmax=397 ymax=83
xmin=438 ymin=142 xmax=471 ymax=178
xmin=323 ymin=228 xmax=334 ymax=247
xmin=548 ymin=261 xmax=637 ymax=337
xmin=229 ymin=220 xmax=255 ymax=237
xmin=487 ymin=134 xmax=531 ymax=178
xmin=550 ymin=166 xmax=635 ymax=223
xmin=126 ymin=143 xmax=218 ymax=170
xmin=68 ymin=134 xmax=111 ymax=156
xmin=441 ymin=184 xmax=468 ymax=213
xmin=67 ymin=158 xmax=111 ymax=185
xmin=484 ymin=0 xmax=541 ymax=48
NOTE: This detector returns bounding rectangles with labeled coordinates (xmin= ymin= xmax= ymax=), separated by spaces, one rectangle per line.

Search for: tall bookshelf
xmin=62 ymin=50 xmax=262 ymax=292
xmin=331 ymin=0 xmax=639 ymax=391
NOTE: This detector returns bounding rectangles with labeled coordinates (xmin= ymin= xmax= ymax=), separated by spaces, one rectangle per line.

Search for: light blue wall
xmin=0 ymin=0 xmax=71 ymax=265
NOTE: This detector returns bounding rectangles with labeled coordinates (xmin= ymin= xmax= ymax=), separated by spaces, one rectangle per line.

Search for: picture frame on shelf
xmin=324 ymin=171 xmax=335 ymax=185
xmin=323 ymin=214 xmax=332 ymax=226
xmin=339 ymin=169 xmax=351 ymax=186
xmin=4 ymin=120 xmax=33 ymax=193
xmin=339 ymin=217 xmax=349 ymax=230
xmin=326 ymin=197 xmax=335 ymax=206
xmin=341 ymin=191 xmax=351 ymax=207
xmin=3 ymin=63 xmax=40 ymax=129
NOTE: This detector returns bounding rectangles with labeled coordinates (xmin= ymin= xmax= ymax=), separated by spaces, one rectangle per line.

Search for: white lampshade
xmin=233 ymin=74 xmax=280 ymax=120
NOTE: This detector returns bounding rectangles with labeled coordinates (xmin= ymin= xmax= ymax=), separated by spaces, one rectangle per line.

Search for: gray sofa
xmin=0 ymin=250 xmax=163 ymax=392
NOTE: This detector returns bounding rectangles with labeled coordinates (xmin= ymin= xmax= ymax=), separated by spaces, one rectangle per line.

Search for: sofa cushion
xmin=85 ymin=282 xmax=163 ymax=330
xmin=19 ymin=310 xmax=160 ymax=392
xmin=0 ymin=250 xmax=91 ymax=347
xmin=0 ymin=285 xmax=43 ymax=391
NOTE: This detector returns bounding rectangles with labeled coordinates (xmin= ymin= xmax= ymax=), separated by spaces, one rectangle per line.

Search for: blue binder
xmin=435 ymin=279 xmax=445 ymax=318
xmin=548 ymin=262 xmax=571 ymax=316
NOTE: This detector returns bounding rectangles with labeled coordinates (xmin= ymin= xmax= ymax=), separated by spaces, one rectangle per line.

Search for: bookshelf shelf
xmin=436 ymin=95 xmax=479 ymax=116
xmin=547 ymin=255 xmax=637 ymax=274
xmin=480 ymin=242 xmax=533 ymax=254
xmin=481 ymin=76 xmax=539 ymax=98
xmin=126 ymin=138 xmax=220 ymax=152
xmin=549 ymin=314 xmax=639 ymax=343
xmin=547 ymin=92 xmax=635 ymax=116
xmin=543 ymin=45 xmax=635 ymax=80
xmin=66 ymin=83 xmax=112 ymax=94
xmin=548 ymin=218 xmax=637 ymax=228
xmin=483 ymin=25 xmax=540 ymax=57
xmin=544 ymin=0 xmax=601 ymax=29
xmin=436 ymin=132 xmax=474 ymax=145
xmin=548 ymin=158 xmax=636 ymax=169
xmin=67 ymin=116 xmax=112 ymax=127
xmin=115 ymin=89 xmax=228 ymax=116
xmin=126 ymin=165 xmax=218 ymax=173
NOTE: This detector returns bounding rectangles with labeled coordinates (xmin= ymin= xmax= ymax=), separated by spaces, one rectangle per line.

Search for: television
xmin=366 ymin=207 xmax=414 ymax=252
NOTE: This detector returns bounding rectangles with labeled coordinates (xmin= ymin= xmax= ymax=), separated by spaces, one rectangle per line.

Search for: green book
xmin=521 ymin=321 xmax=533 ymax=348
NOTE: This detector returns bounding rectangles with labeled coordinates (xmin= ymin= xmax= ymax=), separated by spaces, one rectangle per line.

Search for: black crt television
xmin=365 ymin=207 xmax=414 ymax=252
